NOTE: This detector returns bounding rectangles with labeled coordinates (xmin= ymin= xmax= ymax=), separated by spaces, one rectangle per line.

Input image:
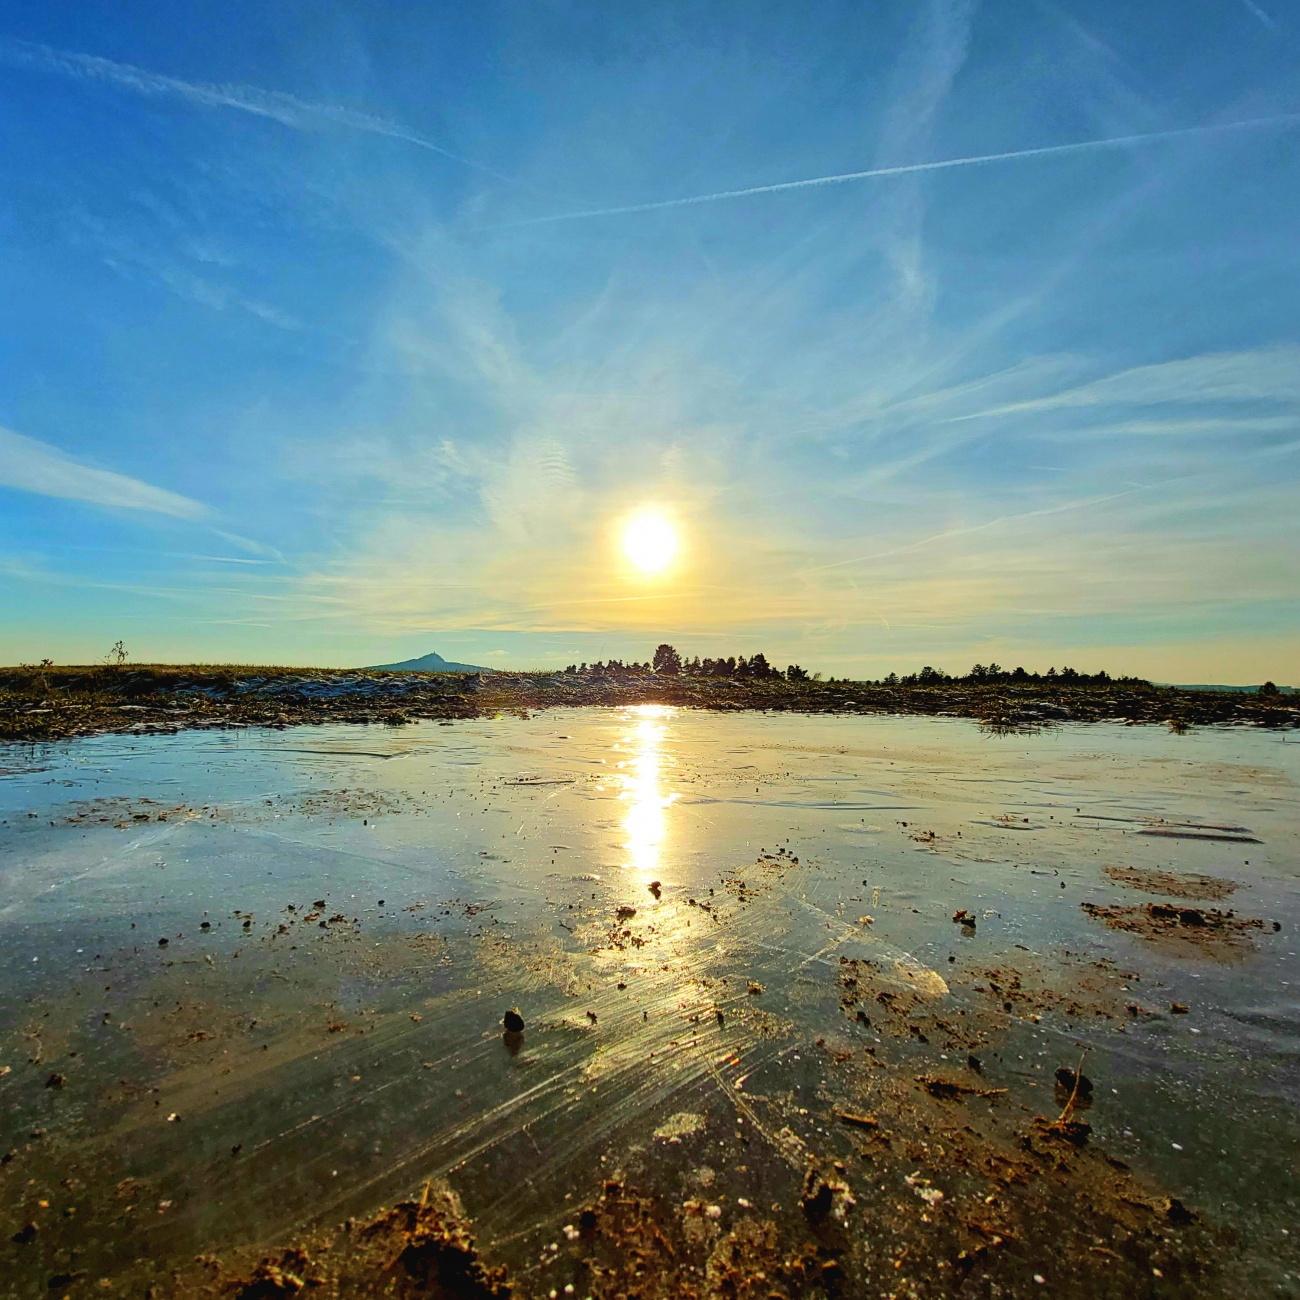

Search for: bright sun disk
xmin=622 ymin=511 xmax=679 ymax=574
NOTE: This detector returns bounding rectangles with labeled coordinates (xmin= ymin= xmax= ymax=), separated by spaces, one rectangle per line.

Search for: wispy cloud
xmin=3 ymin=8 xmax=1294 ymax=682
xmin=97 ymin=238 xmax=304 ymax=329
xmin=1238 ymin=0 xmax=1279 ymax=32
xmin=949 ymin=346 xmax=1300 ymax=419
xmin=492 ymin=113 xmax=1300 ymax=228
xmin=864 ymin=0 xmax=977 ymax=340
xmin=278 ymin=246 xmax=1298 ymax=649
xmin=797 ymin=483 xmax=1165 ymax=575
xmin=0 ymin=38 xmax=514 ymax=182
xmin=0 ymin=426 xmax=207 ymax=518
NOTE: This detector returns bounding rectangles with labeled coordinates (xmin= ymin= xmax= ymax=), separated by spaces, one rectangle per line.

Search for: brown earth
xmin=1080 ymin=901 xmax=1272 ymax=962
xmin=3 ymin=664 xmax=1297 ymax=744
xmin=1103 ymin=866 xmax=1238 ymax=902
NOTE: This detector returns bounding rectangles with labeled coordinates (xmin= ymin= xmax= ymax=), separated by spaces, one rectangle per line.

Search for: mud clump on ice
xmin=202 ymin=1184 xmax=508 ymax=1298
xmin=1081 ymin=901 xmax=1268 ymax=960
xmin=1103 ymin=865 xmax=1238 ymax=902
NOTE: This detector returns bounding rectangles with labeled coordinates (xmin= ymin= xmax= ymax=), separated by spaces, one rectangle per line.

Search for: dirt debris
xmin=1103 ymin=865 xmax=1237 ymax=902
xmin=1081 ymin=901 xmax=1266 ymax=959
xmin=917 ymin=1074 xmax=1006 ymax=1102
xmin=213 ymin=1185 xmax=509 ymax=1298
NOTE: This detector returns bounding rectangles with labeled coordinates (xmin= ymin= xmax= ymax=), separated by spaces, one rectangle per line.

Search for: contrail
xmin=494 ymin=112 xmax=1300 ymax=228
xmin=0 ymin=38 xmax=516 ymax=183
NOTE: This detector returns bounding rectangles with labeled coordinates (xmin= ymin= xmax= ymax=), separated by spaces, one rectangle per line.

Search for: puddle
xmin=0 ymin=709 xmax=1297 ymax=1296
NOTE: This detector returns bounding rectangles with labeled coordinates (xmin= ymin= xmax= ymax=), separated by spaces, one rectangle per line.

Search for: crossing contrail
xmin=494 ymin=112 xmax=1300 ymax=228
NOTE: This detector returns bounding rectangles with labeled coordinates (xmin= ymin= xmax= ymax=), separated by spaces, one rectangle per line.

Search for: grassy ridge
xmin=1 ymin=662 xmax=1296 ymax=744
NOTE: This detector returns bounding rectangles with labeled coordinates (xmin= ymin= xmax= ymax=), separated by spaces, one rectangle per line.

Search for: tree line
xmin=561 ymin=647 xmax=1145 ymax=688
xmin=562 ymin=645 xmax=816 ymax=681
xmin=874 ymin=663 xmax=1143 ymax=687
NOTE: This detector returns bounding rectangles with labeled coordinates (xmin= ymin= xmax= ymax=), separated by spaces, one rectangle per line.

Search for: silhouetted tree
xmin=653 ymin=644 xmax=682 ymax=676
xmin=1260 ymin=680 xmax=1280 ymax=696
xmin=786 ymin=664 xmax=809 ymax=682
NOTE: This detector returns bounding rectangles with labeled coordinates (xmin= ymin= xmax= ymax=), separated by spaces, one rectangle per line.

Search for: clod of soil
xmin=231 ymin=1246 xmax=320 ymax=1298
xmin=502 ymin=1008 xmax=525 ymax=1034
xmin=1081 ymin=901 xmax=1265 ymax=958
xmin=800 ymin=1168 xmax=835 ymax=1221
xmin=218 ymin=1187 xmax=509 ymax=1298
xmin=1036 ymin=1116 xmax=1093 ymax=1147
xmin=1103 ymin=865 xmax=1237 ymax=902
xmin=1054 ymin=1068 xmax=1094 ymax=1109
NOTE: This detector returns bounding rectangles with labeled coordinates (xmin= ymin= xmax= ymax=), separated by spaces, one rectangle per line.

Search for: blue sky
xmin=1 ymin=0 xmax=1297 ymax=681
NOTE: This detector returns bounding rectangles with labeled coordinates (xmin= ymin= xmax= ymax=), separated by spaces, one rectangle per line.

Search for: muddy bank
xmin=185 ymin=1093 xmax=1225 ymax=1300
xmin=3 ymin=663 xmax=1297 ymax=744
xmin=0 ymin=904 xmax=1245 ymax=1299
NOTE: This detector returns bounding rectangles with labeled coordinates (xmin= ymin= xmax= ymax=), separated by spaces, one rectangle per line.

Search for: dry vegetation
xmin=1 ymin=661 xmax=1295 ymax=744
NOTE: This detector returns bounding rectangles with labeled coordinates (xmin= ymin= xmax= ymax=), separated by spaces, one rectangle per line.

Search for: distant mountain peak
xmin=364 ymin=650 xmax=489 ymax=673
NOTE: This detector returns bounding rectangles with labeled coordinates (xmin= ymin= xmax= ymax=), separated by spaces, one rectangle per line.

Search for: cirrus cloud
xmin=0 ymin=426 xmax=207 ymax=519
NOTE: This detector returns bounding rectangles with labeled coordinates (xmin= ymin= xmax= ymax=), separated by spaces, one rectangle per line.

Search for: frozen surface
xmin=1 ymin=708 xmax=1297 ymax=1295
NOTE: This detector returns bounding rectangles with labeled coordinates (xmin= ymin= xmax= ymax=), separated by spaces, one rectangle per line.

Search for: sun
xmin=622 ymin=510 xmax=679 ymax=575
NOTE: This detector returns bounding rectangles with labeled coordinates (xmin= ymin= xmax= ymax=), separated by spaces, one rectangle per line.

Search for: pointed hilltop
xmin=364 ymin=650 xmax=490 ymax=673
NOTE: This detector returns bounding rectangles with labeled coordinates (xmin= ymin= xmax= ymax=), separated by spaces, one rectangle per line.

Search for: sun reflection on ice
xmin=618 ymin=704 xmax=679 ymax=875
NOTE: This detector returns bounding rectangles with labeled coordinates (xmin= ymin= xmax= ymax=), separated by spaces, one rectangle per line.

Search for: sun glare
xmin=622 ymin=510 xmax=679 ymax=575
